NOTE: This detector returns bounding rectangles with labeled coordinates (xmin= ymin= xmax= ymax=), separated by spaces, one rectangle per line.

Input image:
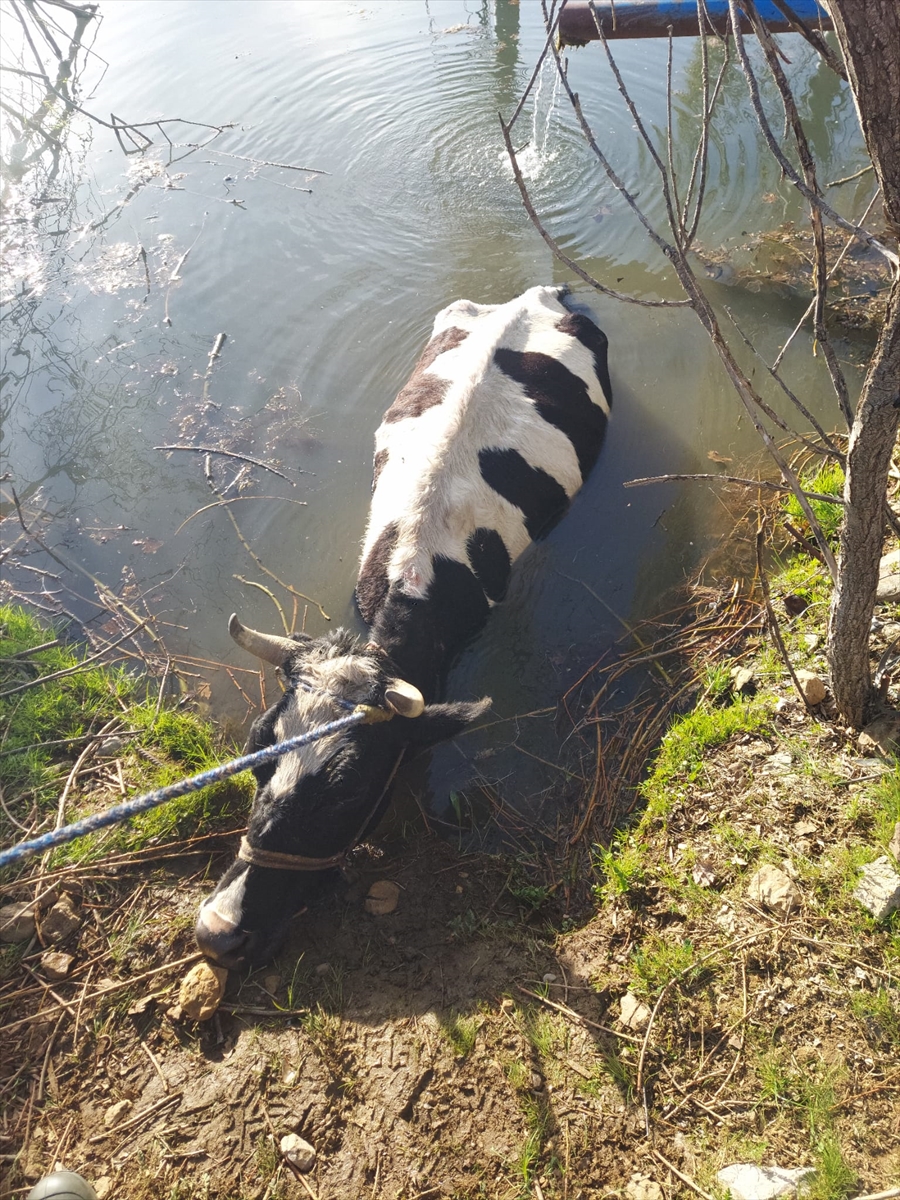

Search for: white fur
xmin=270 ymin=654 xmax=379 ymax=796
xmin=360 ymin=287 xmax=606 ymax=603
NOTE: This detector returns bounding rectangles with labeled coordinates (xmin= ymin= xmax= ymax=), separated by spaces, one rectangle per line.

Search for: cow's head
xmin=195 ymin=615 xmax=489 ymax=969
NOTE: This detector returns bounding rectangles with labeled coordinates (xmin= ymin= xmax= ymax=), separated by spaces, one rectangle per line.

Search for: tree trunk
xmin=825 ymin=0 xmax=900 ymax=728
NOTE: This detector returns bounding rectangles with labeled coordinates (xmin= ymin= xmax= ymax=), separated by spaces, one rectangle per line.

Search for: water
xmin=0 ymin=0 xmax=874 ymax=838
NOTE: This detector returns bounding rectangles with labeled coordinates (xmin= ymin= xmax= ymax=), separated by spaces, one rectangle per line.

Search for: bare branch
xmin=727 ymin=0 xmax=898 ymax=269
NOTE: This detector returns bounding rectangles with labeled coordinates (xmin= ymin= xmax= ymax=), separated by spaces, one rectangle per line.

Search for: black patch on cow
xmin=556 ymin=312 xmax=613 ymax=407
xmin=494 ymin=347 xmax=609 ymax=481
xmin=383 ymin=326 xmax=469 ymax=425
xmin=428 ymin=555 xmax=491 ymax=648
xmin=372 ymin=448 xmax=388 ymax=490
xmin=478 ymin=447 xmax=570 ymax=539
xmin=356 ymin=521 xmax=399 ymax=624
xmin=466 ymin=527 xmax=511 ymax=602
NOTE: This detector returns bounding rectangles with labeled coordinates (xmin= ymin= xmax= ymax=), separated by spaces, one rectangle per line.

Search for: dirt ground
xmin=2 ymin=561 xmax=899 ymax=1200
xmin=2 ymin=712 xmax=898 ymax=1200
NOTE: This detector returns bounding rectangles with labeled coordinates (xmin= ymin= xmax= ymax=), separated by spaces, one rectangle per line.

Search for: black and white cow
xmin=195 ymin=285 xmax=611 ymax=968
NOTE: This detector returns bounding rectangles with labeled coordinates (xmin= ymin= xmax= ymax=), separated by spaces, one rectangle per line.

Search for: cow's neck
xmin=368 ymin=595 xmax=446 ymax=703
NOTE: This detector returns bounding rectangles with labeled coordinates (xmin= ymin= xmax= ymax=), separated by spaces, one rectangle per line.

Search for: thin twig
xmin=154 ymin=445 xmax=296 ymax=485
xmin=623 ymin=474 xmax=843 ymax=504
xmin=756 ymin=524 xmax=816 ymax=711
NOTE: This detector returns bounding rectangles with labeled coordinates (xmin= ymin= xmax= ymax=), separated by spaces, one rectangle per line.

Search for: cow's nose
xmin=194 ymin=904 xmax=249 ymax=968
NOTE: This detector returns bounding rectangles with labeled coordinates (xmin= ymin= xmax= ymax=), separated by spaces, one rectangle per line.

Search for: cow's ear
xmin=401 ymin=697 xmax=491 ymax=748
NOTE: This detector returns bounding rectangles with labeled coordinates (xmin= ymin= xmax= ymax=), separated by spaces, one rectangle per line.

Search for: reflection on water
xmin=0 ymin=0 xmax=873 ymax=840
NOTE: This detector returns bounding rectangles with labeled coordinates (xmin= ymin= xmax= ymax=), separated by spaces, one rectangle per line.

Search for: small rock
xmin=792 ymin=820 xmax=817 ymax=838
xmin=364 ymin=880 xmax=400 ymax=915
xmin=854 ymin=856 xmax=900 ymax=921
xmin=178 ymin=961 xmax=228 ymax=1021
xmin=542 ymin=973 xmax=557 ymax=983
xmin=858 ymin=714 xmax=900 ymax=759
xmin=280 ymin=1132 xmax=316 ymax=1172
xmin=314 ymin=962 xmax=331 ymax=976
xmin=802 ymin=634 xmax=820 ymax=651
xmin=530 ymin=1070 xmax=543 ymax=1089
xmin=731 ymin=667 xmax=755 ymax=694
xmin=619 ymin=991 xmax=652 ymax=1030
xmin=716 ymin=1163 xmax=814 ymax=1200
xmin=94 ymin=1178 xmax=114 ymax=1200
xmin=747 ymin=865 xmax=801 ymax=917
xmin=795 ymin=670 xmax=826 ymax=705
xmin=104 ymin=1098 xmax=132 ymax=1127
xmin=263 ymin=973 xmax=281 ymax=994
xmin=625 ymin=1179 xmax=664 ymax=1200
xmin=40 ymin=950 xmax=75 ymax=980
xmin=876 ymin=547 xmax=900 ymax=600
xmin=99 ymin=736 xmax=127 ymax=756
xmin=0 ymin=900 xmax=35 ymax=943
xmin=765 ymin=751 xmax=794 ymax=772
xmin=40 ymin=896 xmax=81 ymax=944
xmin=783 ymin=593 xmax=808 ymax=617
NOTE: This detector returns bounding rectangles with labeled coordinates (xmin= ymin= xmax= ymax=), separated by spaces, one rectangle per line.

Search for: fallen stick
xmin=1 ymin=952 xmax=202 ymax=1033
xmin=154 ymin=444 xmax=296 ymax=484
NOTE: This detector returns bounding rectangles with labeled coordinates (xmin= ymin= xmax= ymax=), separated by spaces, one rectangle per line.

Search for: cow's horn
xmin=384 ymin=680 xmax=425 ymax=718
xmin=228 ymin=614 xmax=297 ymax=666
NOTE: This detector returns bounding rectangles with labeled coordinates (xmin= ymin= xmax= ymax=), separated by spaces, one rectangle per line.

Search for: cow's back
xmin=356 ymin=286 xmax=611 ymax=629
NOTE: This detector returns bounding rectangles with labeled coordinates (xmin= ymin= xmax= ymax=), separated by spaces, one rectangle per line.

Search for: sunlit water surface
xmin=1 ymin=1 xmax=874 ymax=840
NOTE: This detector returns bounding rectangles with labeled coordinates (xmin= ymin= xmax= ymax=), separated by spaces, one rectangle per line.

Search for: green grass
xmin=0 ymin=604 xmax=251 ymax=869
xmin=640 ymin=696 xmax=771 ymax=820
xmin=594 ymin=694 xmax=771 ymax=902
xmin=630 ymin=935 xmax=698 ymax=995
xmin=439 ymin=1011 xmax=481 ymax=1058
xmin=782 ymin=462 xmax=845 ymax=548
xmin=869 ymin=763 xmax=900 ymax=849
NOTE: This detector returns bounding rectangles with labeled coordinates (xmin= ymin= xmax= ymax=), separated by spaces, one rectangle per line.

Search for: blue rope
xmin=0 ymin=708 xmax=367 ymax=871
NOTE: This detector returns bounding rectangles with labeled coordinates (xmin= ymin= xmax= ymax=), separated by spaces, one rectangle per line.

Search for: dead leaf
xmin=692 ymin=860 xmax=717 ymax=888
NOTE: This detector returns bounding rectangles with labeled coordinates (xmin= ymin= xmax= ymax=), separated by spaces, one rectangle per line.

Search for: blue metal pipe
xmin=558 ymin=1 xmax=833 ymax=45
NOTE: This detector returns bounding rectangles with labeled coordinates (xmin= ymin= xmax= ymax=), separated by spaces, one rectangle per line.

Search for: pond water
xmin=0 ymin=1 xmax=874 ymax=839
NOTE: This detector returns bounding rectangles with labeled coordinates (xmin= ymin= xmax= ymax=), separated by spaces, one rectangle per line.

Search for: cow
xmin=195 ymin=285 xmax=612 ymax=969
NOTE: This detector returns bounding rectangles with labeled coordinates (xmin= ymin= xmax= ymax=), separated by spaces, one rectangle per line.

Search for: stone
xmin=40 ymin=950 xmax=75 ymax=980
xmin=854 ymin=856 xmax=900 ymax=921
xmin=731 ymin=667 xmax=755 ymax=694
xmin=0 ymin=901 xmax=35 ymax=943
xmin=764 ymin=752 xmax=794 ymax=772
xmin=876 ymin=547 xmax=900 ymax=600
xmin=93 ymin=1179 xmax=114 ymax=1200
xmin=26 ymin=1171 xmax=98 ymax=1200
xmin=104 ymin=1098 xmax=132 ymax=1127
xmin=280 ymin=1132 xmax=316 ymax=1172
xmin=746 ymin=865 xmax=801 ymax=917
xmin=364 ymin=879 xmax=400 ymax=915
xmin=625 ymin=1179 xmax=664 ymax=1200
xmin=263 ymin=973 xmax=281 ymax=994
xmin=716 ymin=1164 xmax=814 ymax=1200
xmin=795 ymin=670 xmax=826 ymax=705
xmin=619 ymin=992 xmax=652 ymax=1030
xmin=177 ymin=961 xmax=228 ymax=1021
xmin=40 ymin=896 xmax=81 ymax=944
xmin=858 ymin=714 xmax=900 ymax=759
